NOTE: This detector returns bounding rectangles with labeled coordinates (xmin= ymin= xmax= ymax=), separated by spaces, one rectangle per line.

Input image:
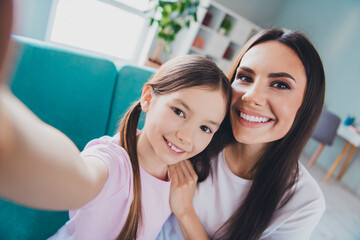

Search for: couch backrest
xmin=10 ymin=36 xmax=119 ymax=151
xmin=106 ymin=64 xmax=156 ymax=135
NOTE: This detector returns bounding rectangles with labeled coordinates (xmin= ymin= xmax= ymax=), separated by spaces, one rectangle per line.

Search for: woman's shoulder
xmin=296 ymin=163 xmax=325 ymax=206
xmin=262 ymin=163 xmax=325 ymax=239
xmin=276 ymin=162 xmax=325 ymax=223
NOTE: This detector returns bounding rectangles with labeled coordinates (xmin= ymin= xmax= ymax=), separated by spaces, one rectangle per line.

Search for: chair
xmin=306 ymin=109 xmax=341 ymax=169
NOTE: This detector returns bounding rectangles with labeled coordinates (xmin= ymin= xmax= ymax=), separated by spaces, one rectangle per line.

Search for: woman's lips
xmin=235 ymin=108 xmax=273 ymax=128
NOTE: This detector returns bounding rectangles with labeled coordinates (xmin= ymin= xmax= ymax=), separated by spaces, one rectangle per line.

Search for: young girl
xmin=158 ymin=28 xmax=326 ymax=240
xmin=0 ymin=55 xmax=231 ymax=239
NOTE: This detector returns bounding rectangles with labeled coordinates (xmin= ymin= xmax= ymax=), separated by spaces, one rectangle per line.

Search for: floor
xmin=300 ymin=154 xmax=360 ymax=240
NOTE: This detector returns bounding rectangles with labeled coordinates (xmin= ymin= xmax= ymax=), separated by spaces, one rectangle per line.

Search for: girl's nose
xmin=176 ymin=126 xmax=193 ymax=145
xmin=241 ymin=82 xmax=266 ymax=107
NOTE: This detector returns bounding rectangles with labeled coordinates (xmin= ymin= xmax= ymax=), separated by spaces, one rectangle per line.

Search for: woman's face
xmin=230 ymin=41 xmax=307 ymax=144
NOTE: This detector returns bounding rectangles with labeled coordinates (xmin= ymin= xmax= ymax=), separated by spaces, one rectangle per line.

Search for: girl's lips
xmin=163 ymin=137 xmax=186 ymax=155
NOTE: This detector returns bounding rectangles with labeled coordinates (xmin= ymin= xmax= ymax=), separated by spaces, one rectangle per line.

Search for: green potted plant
xmin=147 ymin=0 xmax=200 ymax=66
xmin=219 ymin=17 xmax=232 ymax=35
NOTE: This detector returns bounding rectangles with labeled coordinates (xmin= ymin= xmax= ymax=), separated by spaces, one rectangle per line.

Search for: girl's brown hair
xmin=117 ymin=55 xmax=231 ymax=239
xmin=215 ymin=28 xmax=326 ymax=240
xmin=0 ymin=0 xmax=13 ymax=74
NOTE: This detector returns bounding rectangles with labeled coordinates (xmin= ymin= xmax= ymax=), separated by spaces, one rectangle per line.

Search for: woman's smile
xmin=235 ymin=108 xmax=273 ymax=128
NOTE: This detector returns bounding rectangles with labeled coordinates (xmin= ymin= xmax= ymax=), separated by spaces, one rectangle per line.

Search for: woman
xmin=160 ymin=28 xmax=326 ymax=240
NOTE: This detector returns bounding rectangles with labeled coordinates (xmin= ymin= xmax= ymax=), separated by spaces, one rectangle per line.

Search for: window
xmin=48 ymin=0 xmax=152 ymax=62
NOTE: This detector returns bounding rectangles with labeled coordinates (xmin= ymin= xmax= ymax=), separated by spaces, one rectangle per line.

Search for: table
xmin=324 ymin=125 xmax=360 ymax=181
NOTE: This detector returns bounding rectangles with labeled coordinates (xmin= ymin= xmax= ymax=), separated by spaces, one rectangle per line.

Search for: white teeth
xmin=240 ymin=112 xmax=270 ymax=123
xmin=167 ymin=140 xmax=184 ymax=153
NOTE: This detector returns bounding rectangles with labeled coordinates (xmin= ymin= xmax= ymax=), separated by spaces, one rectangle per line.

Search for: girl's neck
xmin=136 ymin=132 xmax=169 ymax=181
xmin=225 ymin=141 xmax=269 ymax=180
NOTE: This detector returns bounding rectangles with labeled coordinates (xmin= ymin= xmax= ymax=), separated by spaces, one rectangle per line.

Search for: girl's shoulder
xmin=81 ymin=133 xmax=130 ymax=163
xmin=81 ymin=133 xmax=133 ymax=193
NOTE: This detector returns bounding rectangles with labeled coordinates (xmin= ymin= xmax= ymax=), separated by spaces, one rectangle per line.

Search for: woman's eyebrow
xmin=238 ymin=66 xmax=255 ymax=75
xmin=269 ymin=72 xmax=296 ymax=82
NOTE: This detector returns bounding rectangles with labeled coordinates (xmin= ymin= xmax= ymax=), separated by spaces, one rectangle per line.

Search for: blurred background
xmin=10 ymin=0 xmax=360 ymax=239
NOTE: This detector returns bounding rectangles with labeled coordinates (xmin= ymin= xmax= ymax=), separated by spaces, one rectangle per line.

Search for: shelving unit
xmin=188 ymin=1 xmax=262 ymax=73
xmin=142 ymin=1 xmax=261 ymax=73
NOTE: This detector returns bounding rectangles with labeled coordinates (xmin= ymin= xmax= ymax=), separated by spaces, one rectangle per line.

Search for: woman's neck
xmin=136 ymin=132 xmax=169 ymax=181
xmin=225 ymin=141 xmax=269 ymax=180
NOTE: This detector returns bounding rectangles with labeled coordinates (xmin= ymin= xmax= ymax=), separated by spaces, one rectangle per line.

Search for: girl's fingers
xmin=170 ymin=160 xmax=198 ymax=185
xmin=184 ymin=160 xmax=198 ymax=181
xmin=180 ymin=160 xmax=192 ymax=179
xmin=175 ymin=162 xmax=185 ymax=183
xmin=168 ymin=164 xmax=178 ymax=184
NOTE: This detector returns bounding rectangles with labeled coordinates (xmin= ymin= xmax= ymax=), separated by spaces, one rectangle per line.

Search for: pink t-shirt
xmin=50 ymin=134 xmax=171 ymax=240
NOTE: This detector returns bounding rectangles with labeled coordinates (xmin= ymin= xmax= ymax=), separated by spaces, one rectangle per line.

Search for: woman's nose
xmin=241 ymin=82 xmax=266 ymax=106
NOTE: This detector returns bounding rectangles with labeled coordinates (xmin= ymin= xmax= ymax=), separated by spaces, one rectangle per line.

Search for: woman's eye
xmin=200 ymin=125 xmax=212 ymax=134
xmin=235 ymin=74 xmax=252 ymax=83
xmin=173 ymin=108 xmax=185 ymax=117
xmin=272 ymin=81 xmax=291 ymax=89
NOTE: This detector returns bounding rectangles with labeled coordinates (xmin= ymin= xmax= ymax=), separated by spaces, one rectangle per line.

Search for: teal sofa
xmin=0 ymin=36 xmax=156 ymax=239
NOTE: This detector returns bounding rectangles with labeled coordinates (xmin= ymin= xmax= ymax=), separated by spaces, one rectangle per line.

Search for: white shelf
xmin=188 ymin=1 xmax=262 ymax=73
xmin=143 ymin=0 xmax=262 ymax=73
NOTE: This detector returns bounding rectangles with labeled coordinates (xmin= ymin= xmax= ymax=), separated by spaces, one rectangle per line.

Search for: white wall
xmin=213 ymin=0 xmax=285 ymax=27
xmin=13 ymin=0 xmax=54 ymax=40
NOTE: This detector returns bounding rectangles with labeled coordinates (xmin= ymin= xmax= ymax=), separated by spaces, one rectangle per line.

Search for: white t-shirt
xmin=50 ymin=134 xmax=171 ymax=240
xmin=157 ymin=149 xmax=325 ymax=240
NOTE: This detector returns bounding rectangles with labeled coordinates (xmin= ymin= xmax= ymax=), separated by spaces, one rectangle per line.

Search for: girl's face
xmin=230 ymin=41 xmax=307 ymax=145
xmin=141 ymin=86 xmax=227 ymax=166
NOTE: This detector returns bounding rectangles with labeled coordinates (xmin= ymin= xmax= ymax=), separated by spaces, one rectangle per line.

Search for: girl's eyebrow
xmin=174 ymin=99 xmax=221 ymax=127
xmin=174 ymin=99 xmax=191 ymax=112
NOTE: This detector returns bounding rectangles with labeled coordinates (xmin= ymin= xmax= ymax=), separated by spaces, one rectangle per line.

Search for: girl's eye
xmin=272 ymin=81 xmax=291 ymax=89
xmin=235 ymin=74 xmax=252 ymax=83
xmin=173 ymin=107 xmax=185 ymax=117
xmin=200 ymin=125 xmax=212 ymax=134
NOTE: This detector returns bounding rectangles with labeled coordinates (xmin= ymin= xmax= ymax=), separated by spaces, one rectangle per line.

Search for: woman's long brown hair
xmin=117 ymin=55 xmax=231 ymax=239
xmin=214 ymin=28 xmax=326 ymax=240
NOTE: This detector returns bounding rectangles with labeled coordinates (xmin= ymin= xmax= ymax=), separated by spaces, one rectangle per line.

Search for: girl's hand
xmin=168 ymin=159 xmax=198 ymax=219
xmin=169 ymin=160 xmax=209 ymax=240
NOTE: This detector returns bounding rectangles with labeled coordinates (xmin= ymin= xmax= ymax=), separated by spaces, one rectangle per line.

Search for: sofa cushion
xmin=0 ymin=199 xmax=69 ymax=240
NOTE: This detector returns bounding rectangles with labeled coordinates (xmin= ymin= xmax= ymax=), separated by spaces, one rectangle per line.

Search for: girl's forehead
xmin=160 ymin=87 xmax=227 ymax=119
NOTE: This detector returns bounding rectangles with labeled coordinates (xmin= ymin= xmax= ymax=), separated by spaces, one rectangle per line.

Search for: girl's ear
xmin=140 ymin=85 xmax=154 ymax=112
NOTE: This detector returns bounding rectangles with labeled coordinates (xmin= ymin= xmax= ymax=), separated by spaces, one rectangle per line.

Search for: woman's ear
xmin=140 ymin=85 xmax=154 ymax=112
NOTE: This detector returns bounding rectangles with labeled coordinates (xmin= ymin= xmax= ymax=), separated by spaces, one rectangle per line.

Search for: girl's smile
xmin=163 ymin=137 xmax=186 ymax=155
